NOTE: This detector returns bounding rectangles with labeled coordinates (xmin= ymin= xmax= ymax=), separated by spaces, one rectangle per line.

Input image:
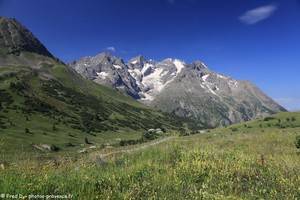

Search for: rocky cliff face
xmin=70 ymin=53 xmax=286 ymax=127
xmin=70 ymin=52 xmax=141 ymax=98
xmin=0 ymin=17 xmax=58 ymax=67
xmin=0 ymin=17 xmax=54 ymax=58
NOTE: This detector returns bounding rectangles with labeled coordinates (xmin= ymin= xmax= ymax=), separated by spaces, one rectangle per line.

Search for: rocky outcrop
xmin=0 ymin=17 xmax=54 ymax=58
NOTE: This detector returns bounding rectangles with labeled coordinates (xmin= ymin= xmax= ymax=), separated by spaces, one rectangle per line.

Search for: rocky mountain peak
xmin=129 ymin=55 xmax=145 ymax=64
xmin=0 ymin=17 xmax=54 ymax=58
xmin=191 ymin=60 xmax=208 ymax=69
xmin=70 ymin=52 xmax=286 ymax=127
xmin=94 ymin=52 xmax=125 ymax=65
xmin=128 ymin=55 xmax=149 ymax=71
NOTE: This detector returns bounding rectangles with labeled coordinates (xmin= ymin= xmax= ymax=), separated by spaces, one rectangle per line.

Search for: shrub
xmin=291 ymin=117 xmax=296 ymax=122
xmin=50 ymin=144 xmax=60 ymax=152
xmin=160 ymin=127 xmax=167 ymax=133
xmin=25 ymin=128 xmax=30 ymax=134
xmin=85 ymin=137 xmax=92 ymax=144
xmin=52 ymin=124 xmax=57 ymax=131
xmin=65 ymin=142 xmax=76 ymax=147
xmin=280 ymin=124 xmax=287 ymax=129
xmin=178 ymin=127 xmax=190 ymax=136
xmin=119 ymin=139 xmax=142 ymax=146
xmin=230 ymin=127 xmax=238 ymax=132
xmin=295 ymin=136 xmax=300 ymax=149
xmin=264 ymin=117 xmax=275 ymax=121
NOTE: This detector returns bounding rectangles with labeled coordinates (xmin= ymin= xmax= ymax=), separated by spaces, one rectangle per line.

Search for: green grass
xmin=0 ymin=58 xmax=182 ymax=156
xmin=1 ymin=112 xmax=300 ymax=199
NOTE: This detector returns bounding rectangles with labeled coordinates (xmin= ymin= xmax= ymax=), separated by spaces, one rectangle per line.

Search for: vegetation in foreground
xmin=0 ymin=61 xmax=182 ymax=156
xmin=1 ymin=112 xmax=300 ymax=199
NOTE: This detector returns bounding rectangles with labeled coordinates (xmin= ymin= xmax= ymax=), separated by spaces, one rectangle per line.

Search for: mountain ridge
xmin=0 ymin=17 xmax=56 ymax=58
xmin=70 ymin=52 xmax=286 ymax=127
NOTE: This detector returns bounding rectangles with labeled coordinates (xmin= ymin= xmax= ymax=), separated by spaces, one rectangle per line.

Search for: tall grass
xmin=1 ymin=112 xmax=300 ymax=199
xmin=1 ymin=138 xmax=300 ymax=199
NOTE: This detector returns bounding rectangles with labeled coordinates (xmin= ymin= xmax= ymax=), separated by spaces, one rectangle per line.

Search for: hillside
xmin=1 ymin=112 xmax=299 ymax=199
xmin=0 ymin=17 xmax=182 ymax=155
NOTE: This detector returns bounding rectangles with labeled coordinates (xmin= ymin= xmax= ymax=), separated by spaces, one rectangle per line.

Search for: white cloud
xmin=239 ymin=4 xmax=278 ymax=25
xmin=106 ymin=46 xmax=116 ymax=52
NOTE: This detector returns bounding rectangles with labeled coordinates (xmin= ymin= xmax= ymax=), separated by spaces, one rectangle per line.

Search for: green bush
xmin=264 ymin=117 xmax=275 ymax=121
xmin=84 ymin=137 xmax=92 ymax=144
xmin=230 ymin=127 xmax=238 ymax=132
xmin=295 ymin=136 xmax=300 ymax=149
xmin=119 ymin=139 xmax=142 ymax=146
xmin=50 ymin=144 xmax=60 ymax=152
xmin=25 ymin=128 xmax=30 ymax=134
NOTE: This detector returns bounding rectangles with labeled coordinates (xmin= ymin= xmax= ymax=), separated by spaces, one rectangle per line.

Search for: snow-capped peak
xmin=131 ymin=60 xmax=138 ymax=64
xmin=173 ymin=59 xmax=185 ymax=74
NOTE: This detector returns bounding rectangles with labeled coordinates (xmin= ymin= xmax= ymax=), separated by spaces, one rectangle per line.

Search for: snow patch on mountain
xmin=97 ymin=72 xmax=109 ymax=79
xmin=173 ymin=59 xmax=185 ymax=74
xmin=217 ymin=74 xmax=228 ymax=79
xmin=142 ymin=68 xmax=164 ymax=92
xmin=202 ymin=74 xmax=210 ymax=81
xmin=113 ymin=64 xmax=122 ymax=69
xmin=131 ymin=60 xmax=138 ymax=64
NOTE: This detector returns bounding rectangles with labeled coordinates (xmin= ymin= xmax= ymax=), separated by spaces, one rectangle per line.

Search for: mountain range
xmin=70 ymin=53 xmax=286 ymax=128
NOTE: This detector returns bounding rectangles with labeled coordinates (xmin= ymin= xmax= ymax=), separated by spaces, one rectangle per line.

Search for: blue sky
xmin=1 ymin=0 xmax=299 ymax=110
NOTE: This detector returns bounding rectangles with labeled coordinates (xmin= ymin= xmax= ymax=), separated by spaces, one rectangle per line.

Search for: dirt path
xmin=95 ymin=136 xmax=176 ymax=159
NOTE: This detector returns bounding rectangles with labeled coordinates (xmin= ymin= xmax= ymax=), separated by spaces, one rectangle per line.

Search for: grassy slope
xmin=0 ymin=54 xmax=182 ymax=156
xmin=1 ymin=112 xmax=300 ymax=199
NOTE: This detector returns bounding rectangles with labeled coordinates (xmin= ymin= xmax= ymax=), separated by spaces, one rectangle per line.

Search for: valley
xmin=0 ymin=15 xmax=299 ymax=200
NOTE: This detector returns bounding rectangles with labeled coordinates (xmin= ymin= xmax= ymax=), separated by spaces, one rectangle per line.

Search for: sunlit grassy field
xmin=1 ymin=112 xmax=300 ymax=199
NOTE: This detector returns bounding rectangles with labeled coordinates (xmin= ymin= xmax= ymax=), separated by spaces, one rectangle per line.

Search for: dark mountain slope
xmin=0 ymin=17 xmax=53 ymax=58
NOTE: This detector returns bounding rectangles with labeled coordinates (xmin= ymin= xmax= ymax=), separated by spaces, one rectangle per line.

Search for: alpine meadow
xmin=1 ymin=0 xmax=300 ymax=199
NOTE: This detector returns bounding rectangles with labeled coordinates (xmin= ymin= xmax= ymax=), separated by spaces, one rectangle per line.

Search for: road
xmin=94 ymin=136 xmax=176 ymax=159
